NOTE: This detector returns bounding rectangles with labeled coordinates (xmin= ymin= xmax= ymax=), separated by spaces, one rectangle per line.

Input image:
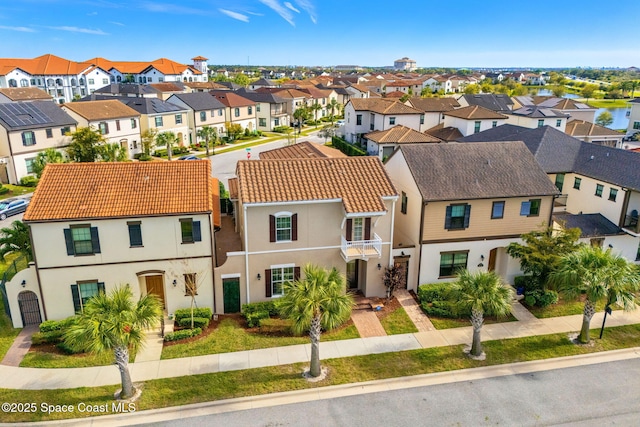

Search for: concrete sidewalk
xmin=1 ymin=307 xmax=639 ymax=390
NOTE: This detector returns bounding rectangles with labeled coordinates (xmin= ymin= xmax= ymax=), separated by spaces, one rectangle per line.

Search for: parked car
xmin=335 ymin=119 xmax=345 ymax=127
xmin=0 ymin=198 xmax=29 ymax=220
xmin=178 ymin=154 xmax=200 ymax=160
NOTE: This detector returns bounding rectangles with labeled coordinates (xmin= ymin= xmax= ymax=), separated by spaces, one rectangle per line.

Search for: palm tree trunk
xmin=205 ymin=138 xmax=210 ymax=157
xmin=114 ymin=345 xmax=134 ymax=399
xmin=579 ymin=299 xmax=596 ymax=344
xmin=470 ymin=308 xmax=484 ymax=356
xmin=309 ymin=313 xmax=322 ymax=377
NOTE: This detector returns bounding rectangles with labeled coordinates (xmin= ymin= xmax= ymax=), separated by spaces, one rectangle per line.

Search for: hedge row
xmin=164 ymin=327 xmax=202 ymax=342
xmin=177 ymin=317 xmax=210 ymax=329
xmin=39 ymin=317 xmax=74 ymax=333
xmin=331 ymin=136 xmax=366 ymax=156
xmin=174 ymin=308 xmax=212 ymax=322
xmin=242 ymin=301 xmax=279 ymax=328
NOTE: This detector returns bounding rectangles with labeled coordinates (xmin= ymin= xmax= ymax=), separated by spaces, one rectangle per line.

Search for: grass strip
xmin=379 ymin=306 xmax=418 ymax=335
xmin=2 ymin=323 xmax=639 ymax=422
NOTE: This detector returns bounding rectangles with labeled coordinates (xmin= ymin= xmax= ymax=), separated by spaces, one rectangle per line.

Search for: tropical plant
xmin=196 ymin=125 xmax=217 ymax=157
xmin=99 ymin=143 xmax=128 ymax=162
xmin=66 ymin=127 xmax=106 ymax=162
xmin=140 ymin=128 xmax=158 ymax=159
xmin=224 ymin=122 xmax=243 ymax=142
xmin=450 ymin=270 xmax=513 ymax=357
xmin=31 ymin=148 xmax=66 ymax=178
xmin=595 ymin=111 xmax=614 ymax=127
xmin=506 ymin=226 xmax=582 ymax=289
xmin=326 ymin=98 xmax=340 ymax=124
xmin=309 ymin=103 xmax=322 ymax=128
xmin=0 ymin=220 xmax=31 ymax=260
xmin=63 ymin=285 xmax=162 ymax=399
xmin=549 ymin=246 xmax=640 ymax=344
xmin=278 ymin=264 xmax=354 ymax=378
xmin=155 ymin=131 xmax=178 ymax=161
xmin=293 ymin=106 xmax=310 ymax=131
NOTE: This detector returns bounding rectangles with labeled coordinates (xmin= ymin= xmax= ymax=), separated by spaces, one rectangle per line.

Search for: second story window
xmin=234 ymin=108 xmax=240 ymax=117
xmin=556 ymin=119 xmax=562 ymax=127
xmin=491 ymin=201 xmax=505 ymax=219
xmin=595 ymin=184 xmax=604 ymax=197
xmin=46 ymin=128 xmax=53 ymax=138
xmin=155 ymin=116 xmax=164 ymax=127
xmin=537 ymin=119 xmax=544 ymax=128
xmin=445 ymin=204 xmax=470 ymax=230
xmin=115 ymin=120 xmax=121 ymax=131
xmin=180 ymin=218 xmax=202 ymax=244
xmin=492 ymin=121 xmax=498 ymax=128
xmin=175 ymin=114 xmax=182 ymax=125
xmin=64 ymin=225 xmax=101 ymax=256
xmin=573 ymin=177 xmax=581 ymax=190
xmin=389 ymin=117 xmax=396 ymax=125
xmin=474 ymin=121 xmax=481 ymax=133
xmin=98 ymin=122 xmax=109 ymax=135
xmin=127 ymin=222 xmax=143 ymax=247
xmin=401 ymin=192 xmax=408 ymax=214
xmin=131 ymin=118 xmax=137 ymax=129
xmin=200 ymin=111 xmax=206 ymax=122
xmin=520 ymin=199 xmax=541 ymax=217
xmin=248 ymin=106 xmax=252 ymax=115
xmin=269 ymin=213 xmax=297 ymax=242
xmin=356 ymin=114 xmax=362 ymax=125
xmin=609 ymin=188 xmax=618 ymax=202
xmin=22 ymin=131 xmax=36 ymax=146
xmin=345 ymin=217 xmax=371 ymax=241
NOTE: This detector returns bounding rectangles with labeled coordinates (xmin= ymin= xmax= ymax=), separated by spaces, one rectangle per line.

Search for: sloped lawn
xmin=161 ymin=315 xmax=359 ymax=360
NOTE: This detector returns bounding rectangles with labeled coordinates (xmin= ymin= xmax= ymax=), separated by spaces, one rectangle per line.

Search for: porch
xmin=341 ymin=233 xmax=382 ymax=261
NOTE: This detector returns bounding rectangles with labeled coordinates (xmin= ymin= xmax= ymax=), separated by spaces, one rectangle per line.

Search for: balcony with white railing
xmin=341 ymin=233 xmax=382 ymax=260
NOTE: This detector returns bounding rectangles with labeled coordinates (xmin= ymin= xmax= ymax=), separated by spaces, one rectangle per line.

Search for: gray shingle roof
xmin=459 ymin=125 xmax=640 ymax=191
xmin=398 ymin=141 xmax=559 ymax=202
xmin=167 ymin=93 xmax=226 ymax=111
xmin=119 ymin=97 xmax=187 ymax=115
xmin=554 ymin=213 xmax=624 ymax=237
xmin=94 ymin=84 xmax=157 ymax=96
xmin=460 ymin=94 xmax=514 ymax=112
xmin=508 ymin=106 xmax=569 ymax=119
xmin=0 ymin=101 xmax=76 ymax=131
xmin=235 ymin=88 xmax=286 ymax=104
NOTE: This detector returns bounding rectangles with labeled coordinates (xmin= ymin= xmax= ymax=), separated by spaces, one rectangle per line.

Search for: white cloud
xmin=0 ymin=25 xmax=36 ymax=32
xmin=46 ymin=26 xmax=109 ymax=35
xmin=284 ymin=2 xmax=299 ymax=13
xmin=219 ymin=9 xmax=249 ymax=22
xmin=109 ymin=21 xmax=125 ymax=26
xmin=294 ymin=0 xmax=317 ymax=24
xmin=139 ymin=2 xmax=211 ymax=16
xmin=87 ymin=11 xmax=98 ymax=16
xmin=258 ymin=0 xmax=294 ymax=26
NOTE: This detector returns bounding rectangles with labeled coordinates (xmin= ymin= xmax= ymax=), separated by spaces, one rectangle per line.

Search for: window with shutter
xmin=127 ymin=222 xmax=142 ymax=247
xmin=180 ymin=218 xmax=201 ymax=243
xmin=445 ymin=204 xmax=470 ymax=230
xmin=269 ymin=266 xmax=294 ymax=297
xmin=71 ymin=281 xmax=105 ymax=312
xmin=270 ymin=212 xmax=295 ymax=242
xmin=65 ymin=225 xmax=100 ymax=255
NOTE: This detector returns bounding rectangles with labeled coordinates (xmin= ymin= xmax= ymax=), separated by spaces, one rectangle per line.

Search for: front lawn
xmin=161 ymin=316 xmax=359 ymax=360
xmin=3 ymin=323 xmax=640 ymax=422
xmin=527 ymin=296 xmax=606 ymax=319
xmin=377 ymin=300 xmax=418 ymax=335
xmin=20 ymin=347 xmax=115 ymax=368
xmin=429 ymin=314 xmax=518 ymax=330
xmin=0 ymin=184 xmax=36 ymax=200
xmin=0 ymin=301 xmax=19 ymax=361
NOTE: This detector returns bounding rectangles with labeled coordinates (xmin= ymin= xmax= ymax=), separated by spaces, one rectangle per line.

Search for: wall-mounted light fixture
xmin=257 ymin=273 xmax=261 ymax=280
xmin=608 ymin=244 xmax=613 ymax=249
xmin=377 ymin=263 xmax=382 ymax=270
xmin=401 ymin=251 xmax=405 ymax=256
xmin=172 ymin=279 xmax=177 ymax=287
xmin=21 ymin=280 xmax=26 ymax=287
xmin=480 ymin=255 xmax=485 ymax=261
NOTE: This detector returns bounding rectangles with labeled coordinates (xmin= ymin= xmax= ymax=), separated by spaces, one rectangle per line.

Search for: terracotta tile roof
xmin=148 ymin=82 xmax=185 ymax=92
xmin=386 ymin=80 xmax=422 ymax=87
xmin=62 ymin=99 xmax=140 ymax=121
xmin=259 ymin=141 xmax=346 ymax=159
xmin=365 ymin=125 xmax=442 ymax=144
xmin=424 ymin=123 xmax=464 ymax=142
xmin=347 ymin=84 xmax=370 ymax=93
xmin=24 ymin=161 xmax=214 ymax=221
xmin=228 ymin=177 xmax=239 ymax=200
xmin=191 ymin=56 xmax=209 ymax=61
xmin=408 ymin=97 xmax=460 ymax=112
xmin=236 ymin=157 xmax=397 ymax=214
xmin=0 ymin=54 xmax=87 ymax=76
xmin=297 ymin=86 xmax=332 ymax=99
xmin=184 ymin=81 xmax=228 ymax=90
xmin=565 ymin=120 xmax=623 ymax=137
xmin=210 ymin=91 xmax=255 ymax=108
xmin=349 ymin=98 xmax=422 ymax=115
xmin=0 ymin=87 xmax=52 ymax=101
xmin=144 ymin=58 xmax=203 ymax=75
xmin=268 ymin=88 xmax=311 ymax=99
xmin=211 ymin=177 xmax=221 ymax=228
xmin=444 ymin=105 xmax=508 ymax=120
xmin=385 ymin=91 xmax=405 ymax=98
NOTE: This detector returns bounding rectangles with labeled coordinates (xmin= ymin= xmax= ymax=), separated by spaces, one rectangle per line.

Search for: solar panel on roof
xmin=0 ymin=102 xmax=54 ymax=127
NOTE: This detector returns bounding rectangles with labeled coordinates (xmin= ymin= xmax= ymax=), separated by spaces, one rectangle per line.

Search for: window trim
xmin=71 ymin=281 xmax=105 ymax=313
xmin=595 ymin=184 xmax=604 ymax=197
xmin=401 ymin=192 xmax=408 ymax=214
xmin=180 ymin=218 xmax=202 ymax=244
xmin=445 ymin=204 xmax=471 ymax=230
xmin=127 ymin=221 xmax=143 ymax=247
xmin=520 ymin=199 xmax=541 ymax=217
xmin=439 ymin=251 xmax=469 ymax=278
xmin=491 ymin=201 xmax=505 ymax=219
xmin=64 ymin=225 xmax=101 ymax=256
xmin=609 ymin=188 xmax=618 ymax=202
xmin=266 ymin=264 xmax=297 ymax=298
xmin=21 ymin=131 xmax=36 ymax=146
xmin=573 ymin=177 xmax=581 ymax=190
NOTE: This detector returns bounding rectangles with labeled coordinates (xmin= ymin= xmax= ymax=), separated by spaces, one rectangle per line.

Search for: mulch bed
xmin=162 ymin=313 xmax=237 ymax=347
xmin=374 ymin=296 xmax=401 ymax=321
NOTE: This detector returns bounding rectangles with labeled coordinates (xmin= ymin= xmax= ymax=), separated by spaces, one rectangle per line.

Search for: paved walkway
xmin=395 ymin=289 xmax=435 ymax=332
xmin=2 ymin=308 xmax=640 ymax=390
xmin=350 ymin=310 xmax=387 ymax=337
xmin=135 ymin=316 xmax=173 ymax=363
xmin=0 ymin=325 xmax=37 ymax=366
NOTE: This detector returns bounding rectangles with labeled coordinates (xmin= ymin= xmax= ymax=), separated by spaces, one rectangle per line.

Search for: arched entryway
xmin=18 ymin=291 xmax=41 ymax=326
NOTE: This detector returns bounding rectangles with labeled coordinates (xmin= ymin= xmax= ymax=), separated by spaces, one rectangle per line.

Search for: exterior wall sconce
xmin=608 ymin=244 xmax=613 ymax=248
xmin=377 ymin=263 xmax=382 ymax=270
xmin=172 ymin=279 xmax=177 ymax=287
xmin=257 ymin=273 xmax=261 ymax=280
xmin=478 ymin=255 xmax=484 ymax=268
xmin=21 ymin=280 xmax=26 ymax=287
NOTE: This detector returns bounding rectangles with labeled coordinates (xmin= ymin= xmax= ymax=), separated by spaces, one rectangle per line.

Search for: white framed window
xmin=269 ymin=264 xmax=295 ymax=297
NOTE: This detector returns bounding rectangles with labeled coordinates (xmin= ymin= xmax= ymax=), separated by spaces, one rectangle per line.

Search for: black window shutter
xmin=269 ymin=215 xmax=276 ymax=242
xmin=70 ymin=284 xmax=81 ymax=313
xmin=265 ymin=269 xmax=272 ymax=297
xmin=294 ymin=267 xmax=301 ymax=281
xmin=97 ymin=282 xmax=105 ymax=294
xmin=64 ymin=229 xmax=75 ymax=255
xmin=364 ymin=218 xmax=371 ymax=240
xmin=291 ymin=214 xmax=298 ymax=241
xmin=90 ymin=227 xmax=101 ymax=253
xmin=193 ymin=221 xmax=202 ymax=242
xmin=21 ymin=133 xmax=26 ymax=146
xmin=346 ymin=219 xmax=353 ymax=241
xmin=129 ymin=224 xmax=142 ymax=246
xmin=463 ymin=205 xmax=471 ymax=228
xmin=444 ymin=206 xmax=453 ymax=229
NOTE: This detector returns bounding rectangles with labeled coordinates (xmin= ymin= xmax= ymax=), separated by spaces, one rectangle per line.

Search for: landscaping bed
xmin=526 ymin=295 xmax=607 ymax=319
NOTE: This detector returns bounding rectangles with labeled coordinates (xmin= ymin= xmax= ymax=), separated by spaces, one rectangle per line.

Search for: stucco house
xmin=364 ymin=125 xmax=442 ymax=160
xmin=442 ymin=105 xmax=508 ymax=136
xmin=405 ymin=97 xmax=461 ymax=131
xmin=214 ymin=157 xmax=398 ymax=313
xmin=343 ymin=98 xmax=424 ymax=144
xmin=166 ymin=92 xmax=227 ymax=146
xmin=210 ymin=91 xmax=257 ymax=135
xmin=6 ymin=161 xmax=219 ymax=328
xmin=385 ymin=142 xmax=559 ymax=289
xmin=505 ymin=105 xmax=569 ymax=132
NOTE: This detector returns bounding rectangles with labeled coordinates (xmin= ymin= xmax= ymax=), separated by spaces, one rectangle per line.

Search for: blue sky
xmin=1 ymin=0 xmax=638 ymax=68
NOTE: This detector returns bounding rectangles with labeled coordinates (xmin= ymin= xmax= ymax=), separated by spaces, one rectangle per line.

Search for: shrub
xmin=39 ymin=317 xmax=74 ymax=333
xmin=31 ymin=330 xmax=64 ymax=345
xmin=19 ymin=176 xmax=38 ymax=187
xmin=524 ymin=294 xmax=537 ymax=307
xmin=242 ymin=301 xmax=279 ymax=316
xmin=272 ymin=126 xmax=290 ymax=133
xmin=0 ymin=186 xmax=9 ymax=195
xmin=164 ymin=327 xmax=202 ymax=342
xmin=417 ymin=283 xmax=452 ymax=303
xmin=514 ymin=275 xmax=542 ymax=292
xmin=56 ymin=341 xmax=84 ymax=355
xmin=537 ymin=290 xmax=559 ymax=308
xmin=245 ymin=310 xmax=270 ymax=328
xmin=331 ymin=136 xmax=366 ymax=156
xmin=174 ymin=307 xmax=212 ymax=323
xmin=177 ymin=317 xmax=210 ymax=329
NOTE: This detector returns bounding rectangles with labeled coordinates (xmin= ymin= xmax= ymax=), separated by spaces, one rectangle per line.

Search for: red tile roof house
xmin=5 ymin=161 xmax=220 ymax=327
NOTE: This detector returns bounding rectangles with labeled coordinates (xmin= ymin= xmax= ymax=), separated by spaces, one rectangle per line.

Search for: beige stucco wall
xmin=421 ymin=197 xmax=554 ymax=242
xmin=558 ymin=173 xmax=625 ymax=225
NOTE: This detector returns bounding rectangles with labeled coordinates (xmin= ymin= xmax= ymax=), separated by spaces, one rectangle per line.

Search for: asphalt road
xmin=152 ymin=358 xmax=640 ymax=427
xmin=209 ymin=131 xmax=327 ymax=189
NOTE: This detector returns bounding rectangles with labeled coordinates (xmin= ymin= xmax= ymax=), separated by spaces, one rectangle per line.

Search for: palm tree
xmin=451 ymin=270 xmax=513 ymax=357
xmin=327 ymin=98 xmax=340 ymax=125
xmin=99 ymin=143 xmax=128 ymax=162
xmin=0 ymin=221 xmax=31 ymax=260
xmin=32 ymin=148 xmax=66 ymax=178
xmin=155 ymin=131 xmax=178 ymax=161
xmin=309 ymin=102 xmax=322 ymax=128
xmin=278 ymin=264 xmax=354 ymax=378
xmin=64 ymin=285 xmax=162 ymax=399
xmin=549 ymin=246 xmax=639 ymax=344
xmin=196 ymin=125 xmax=217 ymax=157
xmin=293 ymin=107 xmax=309 ymax=134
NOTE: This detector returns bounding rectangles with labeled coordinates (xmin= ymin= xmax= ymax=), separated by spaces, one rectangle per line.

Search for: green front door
xmin=223 ymin=278 xmax=241 ymax=313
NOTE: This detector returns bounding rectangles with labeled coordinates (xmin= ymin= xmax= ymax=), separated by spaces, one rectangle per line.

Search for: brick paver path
xmin=1 ymin=325 xmax=37 ymax=367
xmin=350 ymin=310 xmax=387 ymax=337
xmin=395 ymin=289 xmax=435 ymax=332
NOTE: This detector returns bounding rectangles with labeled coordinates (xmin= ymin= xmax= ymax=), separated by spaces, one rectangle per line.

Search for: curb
xmin=11 ymin=346 xmax=640 ymax=427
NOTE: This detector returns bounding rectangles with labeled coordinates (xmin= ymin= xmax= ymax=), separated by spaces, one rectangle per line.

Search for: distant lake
xmin=535 ymin=89 xmax=629 ymax=130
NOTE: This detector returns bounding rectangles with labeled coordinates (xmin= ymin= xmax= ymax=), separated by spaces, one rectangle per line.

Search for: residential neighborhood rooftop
xmin=0 ymin=100 xmax=76 ymax=130
xmin=349 ymin=98 xmax=423 ymax=115
xmin=259 ymin=141 xmax=346 ymax=159
xmin=0 ymin=87 xmax=52 ymax=101
xmin=553 ymin=212 xmax=624 ymax=237
xmin=62 ymin=99 xmax=140 ymax=120
xmin=407 ymin=97 xmax=460 ymax=112
xmin=565 ymin=119 xmax=623 ymax=137
xmin=444 ymin=105 xmax=508 ymax=120
xmin=365 ymin=125 xmax=442 ymax=144
xmin=24 ymin=161 xmax=215 ymax=221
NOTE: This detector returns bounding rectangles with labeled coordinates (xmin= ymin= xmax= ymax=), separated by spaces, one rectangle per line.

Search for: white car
xmin=335 ymin=119 xmax=345 ymax=127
